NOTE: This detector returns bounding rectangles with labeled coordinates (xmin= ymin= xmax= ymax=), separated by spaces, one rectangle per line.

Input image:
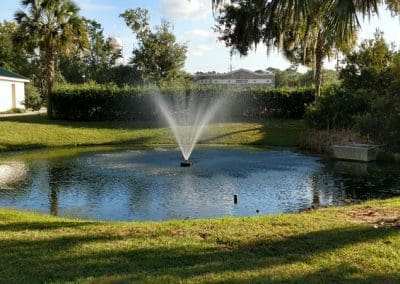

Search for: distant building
xmin=194 ymin=68 xmax=275 ymax=87
xmin=0 ymin=67 xmax=29 ymax=112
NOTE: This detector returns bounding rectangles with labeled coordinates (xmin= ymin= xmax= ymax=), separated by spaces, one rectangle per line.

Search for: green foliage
xmin=214 ymin=0 xmax=363 ymax=96
xmin=51 ymin=84 xmax=314 ymax=121
xmin=340 ymin=32 xmax=394 ymax=95
xmin=120 ymin=9 xmax=187 ymax=85
xmin=0 ymin=21 xmax=33 ymax=76
xmin=268 ymin=67 xmax=340 ymax=88
xmin=356 ymin=94 xmax=400 ymax=148
xmin=342 ymin=33 xmax=400 ymax=148
xmin=59 ymin=18 xmax=122 ymax=84
xmin=105 ymin=65 xmax=143 ymax=87
xmin=23 ymin=83 xmax=43 ymax=111
xmin=14 ymin=0 xmax=88 ymax=117
xmin=305 ymin=85 xmax=368 ymax=129
xmin=307 ymin=33 xmax=400 ymax=149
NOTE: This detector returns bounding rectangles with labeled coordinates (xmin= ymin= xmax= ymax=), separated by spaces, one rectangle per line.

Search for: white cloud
xmin=182 ymin=29 xmax=226 ymax=57
xmin=181 ymin=29 xmax=216 ymax=41
xmin=160 ymin=0 xmax=211 ymax=21
xmin=190 ymin=44 xmax=214 ymax=56
xmin=78 ymin=0 xmax=115 ymax=12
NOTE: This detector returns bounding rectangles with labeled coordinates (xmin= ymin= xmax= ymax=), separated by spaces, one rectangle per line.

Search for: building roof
xmin=195 ymin=68 xmax=274 ymax=80
xmin=0 ymin=67 xmax=29 ymax=81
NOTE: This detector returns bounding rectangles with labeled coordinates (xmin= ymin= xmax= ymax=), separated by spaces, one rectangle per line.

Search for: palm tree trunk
xmin=45 ymin=49 xmax=55 ymax=118
xmin=314 ymin=32 xmax=324 ymax=99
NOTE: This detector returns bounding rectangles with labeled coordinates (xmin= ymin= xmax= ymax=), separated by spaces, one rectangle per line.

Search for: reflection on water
xmin=0 ymin=162 xmax=27 ymax=189
xmin=0 ymin=148 xmax=399 ymax=221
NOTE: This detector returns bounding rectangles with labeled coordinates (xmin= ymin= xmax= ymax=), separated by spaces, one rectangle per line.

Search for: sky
xmin=1 ymin=0 xmax=400 ymax=74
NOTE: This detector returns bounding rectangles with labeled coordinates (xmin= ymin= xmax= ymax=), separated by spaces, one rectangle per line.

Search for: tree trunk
xmin=46 ymin=49 xmax=55 ymax=119
xmin=314 ymin=32 xmax=324 ymax=99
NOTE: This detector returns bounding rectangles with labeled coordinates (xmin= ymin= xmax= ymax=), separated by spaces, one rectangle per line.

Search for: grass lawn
xmin=0 ymin=114 xmax=308 ymax=152
xmin=0 ymin=198 xmax=398 ymax=283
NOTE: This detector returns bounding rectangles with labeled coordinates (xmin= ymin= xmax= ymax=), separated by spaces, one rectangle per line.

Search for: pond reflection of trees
xmin=311 ymin=160 xmax=400 ymax=207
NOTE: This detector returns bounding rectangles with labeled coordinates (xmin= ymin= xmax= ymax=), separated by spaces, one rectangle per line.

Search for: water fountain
xmin=153 ymin=92 xmax=224 ymax=166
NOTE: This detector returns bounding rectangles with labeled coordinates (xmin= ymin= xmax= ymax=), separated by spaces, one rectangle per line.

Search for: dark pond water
xmin=0 ymin=147 xmax=399 ymax=221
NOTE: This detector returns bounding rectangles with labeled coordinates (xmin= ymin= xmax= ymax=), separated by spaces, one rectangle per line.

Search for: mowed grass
xmin=0 ymin=198 xmax=399 ymax=283
xmin=0 ymin=114 xmax=307 ymax=152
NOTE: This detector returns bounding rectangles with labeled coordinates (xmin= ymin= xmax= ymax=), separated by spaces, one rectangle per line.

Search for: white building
xmin=194 ymin=68 xmax=275 ymax=87
xmin=0 ymin=68 xmax=29 ymax=112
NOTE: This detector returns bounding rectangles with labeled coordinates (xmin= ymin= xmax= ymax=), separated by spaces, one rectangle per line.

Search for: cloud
xmin=181 ymin=29 xmax=224 ymax=57
xmin=160 ymin=0 xmax=211 ymax=21
xmin=191 ymin=44 xmax=214 ymax=56
xmin=78 ymin=0 xmax=115 ymax=12
xmin=181 ymin=29 xmax=216 ymax=41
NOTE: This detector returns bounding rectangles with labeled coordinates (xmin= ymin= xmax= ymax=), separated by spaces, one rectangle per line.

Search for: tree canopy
xmin=59 ymin=18 xmax=122 ymax=84
xmin=212 ymin=0 xmax=383 ymax=96
xmin=120 ymin=8 xmax=187 ymax=86
xmin=14 ymin=0 xmax=88 ymax=117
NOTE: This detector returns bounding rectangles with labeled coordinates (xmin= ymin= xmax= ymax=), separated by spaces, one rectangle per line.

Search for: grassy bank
xmin=0 ymin=114 xmax=307 ymax=152
xmin=0 ymin=198 xmax=398 ymax=283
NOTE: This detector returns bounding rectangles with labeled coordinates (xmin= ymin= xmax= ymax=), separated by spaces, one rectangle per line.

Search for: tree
xmin=14 ymin=0 xmax=87 ymax=118
xmin=212 ymin=0 xmax=380 ymax=97
xmin=340 ymin=31 xmax=394 ymax=96
xmin=59 ymin=19 xmax=121 ymax=83
xmin=339 ymin=32 xmax=400 ymax=148
xmin=120 ymin=8 xmax=187 ymax=85
xmin=0 ymin=21 xmax=32 ymax=76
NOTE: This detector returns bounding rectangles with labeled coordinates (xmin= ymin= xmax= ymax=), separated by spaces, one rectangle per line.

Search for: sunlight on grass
xmin=0 ymin=115 xmax=308 ymax=152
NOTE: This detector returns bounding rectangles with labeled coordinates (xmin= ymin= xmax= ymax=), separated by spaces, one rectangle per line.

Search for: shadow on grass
xmin=0 ymin=114 xmax=162 ymax=130
xmin=0 ymin=136 xmax=157 ymax=153
xmin=0 ymin=223 xmax=397 ymax=282
xmin=0 ymin=221 xmax=96 ymax=232
xmin=199 ymin=127 xmax=262 ymax=144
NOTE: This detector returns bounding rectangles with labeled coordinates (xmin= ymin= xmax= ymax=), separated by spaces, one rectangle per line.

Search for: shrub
xmin=304 ymin=85 xmax=368 ymax=130
xmin=356 ymin=95 xmax=400 ymax=149
xmin=24 ymin=83 xmax=43 ymax=111
xmin=52 ymin=84 xmax=315 ymax=121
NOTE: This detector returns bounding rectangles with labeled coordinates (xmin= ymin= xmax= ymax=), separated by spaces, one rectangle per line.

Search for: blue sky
xmin=1 ymin=0 xmax=400 ymax=73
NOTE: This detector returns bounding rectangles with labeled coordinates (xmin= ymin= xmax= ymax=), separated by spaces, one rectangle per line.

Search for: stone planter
xmin=331 ymin=143 xmax=381 ymax=162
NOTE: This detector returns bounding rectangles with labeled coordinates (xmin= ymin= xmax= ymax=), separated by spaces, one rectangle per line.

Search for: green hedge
xmin=52 ymin=84 xmax=314 ymax=120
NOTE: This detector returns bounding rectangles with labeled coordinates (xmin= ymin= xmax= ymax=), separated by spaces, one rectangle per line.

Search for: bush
xmin=356 ymin=96 xmax=400 ymax=149
xmin=304 ymin=85 xmax=368 ymax=130
xmin=52 ymin=84 xmax=315 ymax=121
xmin=24 ymin=83 xmax=43 ymax=111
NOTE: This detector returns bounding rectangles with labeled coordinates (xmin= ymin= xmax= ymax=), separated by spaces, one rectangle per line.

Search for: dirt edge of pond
xmin=343 ymin=205 xmax=400 ymax=228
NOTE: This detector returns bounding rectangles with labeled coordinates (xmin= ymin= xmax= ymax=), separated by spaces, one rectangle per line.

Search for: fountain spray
xmin=153 ymin=92 xmax=224 ymax=167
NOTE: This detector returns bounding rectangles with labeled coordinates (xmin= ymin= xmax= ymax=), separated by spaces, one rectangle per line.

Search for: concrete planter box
xmin=331 ymin=143 xmax=381 ymax=162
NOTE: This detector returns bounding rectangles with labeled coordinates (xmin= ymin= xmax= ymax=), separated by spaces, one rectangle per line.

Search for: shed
xmin=0 ymin=67 xmax=30 ymax=112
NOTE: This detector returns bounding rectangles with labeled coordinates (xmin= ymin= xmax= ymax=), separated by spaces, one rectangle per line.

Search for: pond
xmin=0 ymin=147 xmax=399 ymax=221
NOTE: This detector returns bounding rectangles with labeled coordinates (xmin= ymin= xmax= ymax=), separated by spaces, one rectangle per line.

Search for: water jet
xmin=153 ymin=92 xmax=225 ymax=165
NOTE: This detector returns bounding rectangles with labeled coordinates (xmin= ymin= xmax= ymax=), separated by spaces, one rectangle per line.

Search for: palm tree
xmin=280 ymin=2 xmax=358 ymax=97
xmin=14 ymin=0 xmax=87 ymax=118
xmin=212 ymin=0 xmax=380 ymax=97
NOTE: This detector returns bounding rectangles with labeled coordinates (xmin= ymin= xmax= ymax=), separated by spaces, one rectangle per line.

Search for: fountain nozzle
xmin=180 ymin=160 xmax=191 ymax=167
